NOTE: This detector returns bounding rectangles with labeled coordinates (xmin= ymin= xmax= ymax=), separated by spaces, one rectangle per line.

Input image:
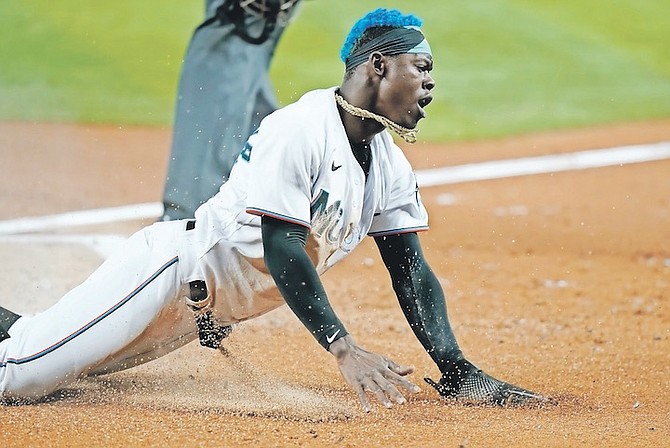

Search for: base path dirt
xmin=0 ymin=120 xmax=669 ymax=447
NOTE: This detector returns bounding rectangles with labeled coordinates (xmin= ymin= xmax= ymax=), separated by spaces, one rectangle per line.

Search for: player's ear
xmin=369 ymin=52 xmax=385 ymax=76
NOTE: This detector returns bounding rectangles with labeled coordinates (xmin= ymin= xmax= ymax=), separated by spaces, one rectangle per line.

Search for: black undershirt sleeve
xmin=261 ymin=215 xmax=348 ymax=350
xmin=374 ymin=232 xmax=464 ymax=373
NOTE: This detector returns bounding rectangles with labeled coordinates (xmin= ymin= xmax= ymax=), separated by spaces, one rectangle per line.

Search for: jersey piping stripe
xmin=0 ymin=256 xmax=179 ymax=368
xmin=246 ymin=208 xmax=310 ymax=228
xmin=368 ymin=225 xmax=429 ymax=237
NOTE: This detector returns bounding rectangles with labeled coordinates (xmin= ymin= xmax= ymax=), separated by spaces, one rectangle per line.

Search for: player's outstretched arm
xmin=261 ymin=216 xmax=420 ymax=411
xmin=374 ymin=232 xmax=464 ymax=372
xmin=261 ymin=215 xmax=348 ymax=348
xmin=375 ymin=232 xmax=550 ymax=406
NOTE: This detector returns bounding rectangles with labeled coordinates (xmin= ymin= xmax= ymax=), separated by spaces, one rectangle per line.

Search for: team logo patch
xmin=240 ymin=141 xmax=253 ymax=162
xmin=310 ymin=189 xmax=345 ymax=244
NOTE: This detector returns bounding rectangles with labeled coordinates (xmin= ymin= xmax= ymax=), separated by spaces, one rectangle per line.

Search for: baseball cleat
xmin=425 ymin=359 xmax=551 ymax=407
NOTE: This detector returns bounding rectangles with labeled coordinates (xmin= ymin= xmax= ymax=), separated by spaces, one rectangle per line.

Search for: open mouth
xmin=417 ymin=96 xmax=433 ymax=117
xmin=418 ymin=96 xmax=433 ymax=108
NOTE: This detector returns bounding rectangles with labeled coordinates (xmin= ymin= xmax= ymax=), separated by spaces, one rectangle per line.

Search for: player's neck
xmin=351 ymin=142 xmax=372 ymax=179
xmin=335 ymin=88 xmax=385 ymax=146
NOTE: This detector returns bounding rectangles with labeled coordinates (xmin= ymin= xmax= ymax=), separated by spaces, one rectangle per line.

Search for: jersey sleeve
xmin=368 ymin=146 xmax=429 ymax=237
xmin=243 ymin=113 xmax=316 ymax=228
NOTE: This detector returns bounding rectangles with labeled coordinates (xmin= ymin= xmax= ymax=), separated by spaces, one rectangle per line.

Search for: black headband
xmin=344 ymin=27 xmax=426 ymax=72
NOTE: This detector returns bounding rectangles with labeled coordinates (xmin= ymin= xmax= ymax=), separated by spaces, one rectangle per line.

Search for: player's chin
xmin=401 ymin=112 xmax=422 ymax=129
xmin=405 ymin=107 xmax=426 ymax=128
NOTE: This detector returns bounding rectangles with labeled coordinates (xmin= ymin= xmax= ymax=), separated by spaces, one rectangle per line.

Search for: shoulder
xmin=374 ymin=131 xmax=414 ymax=173
xmin=253 ymin=88 xmax=340 ymax=155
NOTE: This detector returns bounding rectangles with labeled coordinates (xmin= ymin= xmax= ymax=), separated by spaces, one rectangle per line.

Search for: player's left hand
xmin=329 ymin=335 xmax=421 ymax=412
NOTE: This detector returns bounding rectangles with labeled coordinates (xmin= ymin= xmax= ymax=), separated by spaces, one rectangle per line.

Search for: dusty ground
xmin=0 ymin=120 xmax=669 ymax=447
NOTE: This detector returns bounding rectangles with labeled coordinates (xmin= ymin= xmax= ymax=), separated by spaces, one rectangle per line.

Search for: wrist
xmin=327 ymin=334 xmax=353 ymax=358
xmin=317 ymin=325 xmax=348 ymax=351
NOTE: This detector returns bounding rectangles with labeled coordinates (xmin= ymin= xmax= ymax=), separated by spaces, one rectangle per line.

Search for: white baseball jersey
xmin=1 ymin=87 xmax=428 ymax=399
xmin=179 ymin=87 xmax=429 ymax=324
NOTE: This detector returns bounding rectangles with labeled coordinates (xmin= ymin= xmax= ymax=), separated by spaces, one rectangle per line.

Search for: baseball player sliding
xmin=0 ymin=8 xmax=549 ymax=411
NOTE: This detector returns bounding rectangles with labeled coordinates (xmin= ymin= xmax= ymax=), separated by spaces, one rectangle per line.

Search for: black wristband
xmin=316 ymin=325 xmax=348 ymax=351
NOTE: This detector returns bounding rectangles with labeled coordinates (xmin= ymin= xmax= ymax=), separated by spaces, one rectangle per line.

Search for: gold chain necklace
xmin=334 ymin=92 xmax=418 ymax=144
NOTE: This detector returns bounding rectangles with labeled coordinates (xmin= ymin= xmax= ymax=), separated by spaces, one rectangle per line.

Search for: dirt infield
xmin=1 ymin=120 xmax=669 ymax=447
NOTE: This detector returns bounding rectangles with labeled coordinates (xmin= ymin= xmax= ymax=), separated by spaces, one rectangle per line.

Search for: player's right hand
xmin=328 ymin=335 xmax=421 ymax=412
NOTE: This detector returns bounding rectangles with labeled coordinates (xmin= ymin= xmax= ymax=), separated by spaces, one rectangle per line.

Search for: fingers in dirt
xmin=354 ymin=383 xmax=371 ymax=413
xmin=362 ymin=376 xmax=393 ymax=409
xmin=372 ymin=371 xmax=406 ymax=405
xmin=386 ymin=358 xmax=415 ymax=376
xmin=384 ymin=368 xmax=422 ymax=394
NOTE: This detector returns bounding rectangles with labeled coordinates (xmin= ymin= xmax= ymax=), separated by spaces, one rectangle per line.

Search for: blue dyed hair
xmin=340 ymin=8 xmax=423 ymax=63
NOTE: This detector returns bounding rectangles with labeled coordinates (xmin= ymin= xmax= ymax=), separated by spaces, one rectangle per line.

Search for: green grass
xmin=0 ymin=1 xmax=199 ymax=125
xmin=1 ymin=0 xmax=669 ymax=142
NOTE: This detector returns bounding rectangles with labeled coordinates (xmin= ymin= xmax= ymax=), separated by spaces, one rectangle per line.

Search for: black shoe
xmin=0 ymin=306 xmax=21 ymax=342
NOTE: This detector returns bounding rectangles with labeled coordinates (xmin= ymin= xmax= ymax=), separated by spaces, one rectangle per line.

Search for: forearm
xmin=375 ymin=233 xmax=463 ymax=373
xmin=397 ymin=266 xmax=463 ymax=369
xmin=261 ymin=216 xmax=348 ymax=349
